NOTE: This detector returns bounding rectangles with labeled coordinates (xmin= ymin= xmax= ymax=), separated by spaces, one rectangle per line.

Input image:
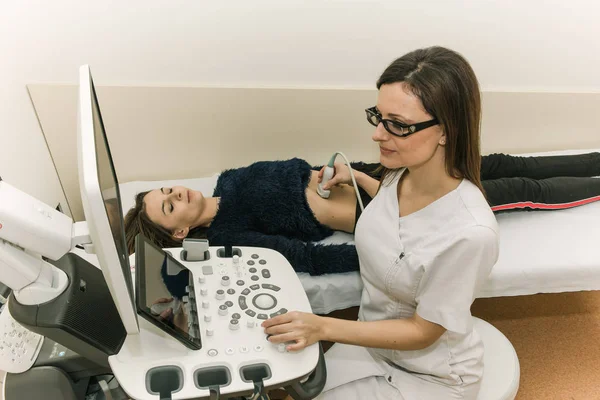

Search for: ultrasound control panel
xmin=113 ymin=245 xmax=320 ymax=400
xmin=191 ymin=252 xmax=291 ymax=354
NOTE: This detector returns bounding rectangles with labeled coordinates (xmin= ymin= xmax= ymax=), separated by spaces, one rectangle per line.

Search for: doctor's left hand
xmin=262 ymin=311 xmax=325 ymax=352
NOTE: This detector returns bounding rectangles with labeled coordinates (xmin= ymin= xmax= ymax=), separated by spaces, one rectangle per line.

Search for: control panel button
xmin=270 ymin=308 xmax=288 ymax=318
xmin=251 ymin=254 xmax=260 ymax=259
xmin=251 ymin=275 xmax=259 ymax=281
xmin=227 ymin=288 xmax=236 ymax=295
xmin=257 ymin=314 xmax=268 ymax=320
xmin=238 ymin=296 xmax=248 ymax=310
xmin=198 ymin=276 xmax=206 ymax=284
xmin=207 ymin=348 xmax=218 ymax=356
xmin=221 ymin=276 xmax=231 ymax=286
xmin=277 ymin=344 xmax=287 ymax=353
xmin=229 ymin=319 xmax=240 ymax=330
xmin=225 ymin=347 xmax=235 ymax=355
xmin=236 ymin=280 xmax=245 ymax=286
xmin=250 ymin=284 xmax=260 ymax=291
xmin=259 ymin=259 xmax=267 ymax=265
xmin=233 ymin=255 xmax=240 ymax=265
xmin=202 ymin=265 xmax=213 ymax=275
xmin=245 ymin=309 xmax=256 ymax=317
xmin=240 ymin=346 xmax=250 ymax=353
xmin=200 ymin=288 xmax=208 ymax=296
xmin=247 ymin=260 xmax=255 ymax=266
xmin=261 ymin=269 xmax=271 ymax=279
xmin=232 ymin=313 xmax=241 ymax=319
xmin=261 ymin=283 xmax=281 ymax=292
xmin=254 ymin=345 xmax=264 ymax=352
xmin=206 ymin=329 xmax=214 ymax=337
xmin=216 ymin=290 xmax=225 ymax=300
xmin=241 ymin=288 xmax=251 ymax=296
xmin=218 ymin=305 xmax=228 ymax=316
xmin=225 ymin=301 xmax=234 ymax=308
xmin=247 ymin=320 xmax=255 ymax=328
xmin=202 ymin=301 xmax=210 ymax=309
xmin=249 ymin=267 xmax=257 ymax=273
xmin=253 ymin=293 xmax=277 ymax=310
xmin=204 ymin=314 xmax=212 ymax=322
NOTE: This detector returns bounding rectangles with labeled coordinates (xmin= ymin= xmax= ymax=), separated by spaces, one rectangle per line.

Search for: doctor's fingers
xmin=267 ymin=331 xmax=297 ymax=344
xmin=318 ymin=166 xmax=325 ymax=182
xmin=270 ymin=332 xmax=311 ymax=352
xmin=264 ymin=321 xmax=296 ymax=336
xmin=262 ymin=311 xmax=297 ymax=328
xmin=287 ymin=338 xmax=309 ymax=352
xmin=267 ymin=331 xmax=307 ymax=347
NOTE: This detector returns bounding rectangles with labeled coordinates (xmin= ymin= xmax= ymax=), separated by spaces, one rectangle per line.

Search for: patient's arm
xmin=210 ymin=230 xmax=359 ymax=276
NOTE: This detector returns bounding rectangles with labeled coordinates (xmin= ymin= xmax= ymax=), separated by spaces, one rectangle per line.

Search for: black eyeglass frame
xmin=365 ymin=107 xmax=439 ymax=138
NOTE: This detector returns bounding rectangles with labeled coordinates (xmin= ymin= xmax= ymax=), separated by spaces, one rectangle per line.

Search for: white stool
xmin=473 ymin=317 xmax=520 ymax=400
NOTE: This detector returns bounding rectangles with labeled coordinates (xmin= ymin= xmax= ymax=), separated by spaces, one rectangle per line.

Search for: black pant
xmin=340 ymin=152 xmax=600 ymax=212
xmin=482 ymin=153 xmax=600 ymax=211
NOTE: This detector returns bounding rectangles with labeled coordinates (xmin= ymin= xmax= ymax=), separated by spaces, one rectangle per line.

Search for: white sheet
xmin=119 ymin=148 xmax=600 ymax=314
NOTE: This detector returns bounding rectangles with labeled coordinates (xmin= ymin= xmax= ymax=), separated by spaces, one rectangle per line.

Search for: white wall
xmin=2 ymin=0 xmax=599 ymax=209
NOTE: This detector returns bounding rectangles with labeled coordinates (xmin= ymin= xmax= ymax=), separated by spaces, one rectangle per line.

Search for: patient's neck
xmin=194 ymin=197 xmax=220 ymax=228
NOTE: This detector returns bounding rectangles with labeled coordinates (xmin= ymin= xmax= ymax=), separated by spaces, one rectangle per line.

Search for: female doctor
xmin=262 ymin=46 xmax=499 ymax=399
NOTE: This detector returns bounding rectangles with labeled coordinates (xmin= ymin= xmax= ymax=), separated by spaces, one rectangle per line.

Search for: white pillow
xmin=119 ymin=174 xmax=220 ymax=214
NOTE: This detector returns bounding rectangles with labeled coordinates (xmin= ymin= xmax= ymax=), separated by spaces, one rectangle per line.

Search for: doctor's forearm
xmin=321 ymin=317 xmax=434 ymax=351
xmin=354 ymin=171 xmax=379 ymax=199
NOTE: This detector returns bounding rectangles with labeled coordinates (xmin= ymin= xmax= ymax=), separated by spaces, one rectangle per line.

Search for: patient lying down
xmin=126 ymin=158 xmax=367 ymax=276
xmin=124 ymin=153 xmax=600 ymax=275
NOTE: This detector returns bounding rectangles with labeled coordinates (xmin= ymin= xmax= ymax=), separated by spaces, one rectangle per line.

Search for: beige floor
xmin=472 ymin=291 xmax=600 ymax=400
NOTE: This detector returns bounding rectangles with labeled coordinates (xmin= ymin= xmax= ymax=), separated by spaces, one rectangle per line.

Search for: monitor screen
xmin=79 ymin=65 xmax=137 ymax=332
xmin=89 ymin=78 xmax=133 ymax=301
xmin=135 ymin=234 xmax=201 ymax=350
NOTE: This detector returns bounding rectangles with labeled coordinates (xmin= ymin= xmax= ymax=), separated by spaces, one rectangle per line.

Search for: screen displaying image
xmin=90 ymin=80 xmax=134 ymax=305
xmin=145 ymin=242 xmax=195 ymax=335
xmin=135 ymin=235 xmax=200 ymax=348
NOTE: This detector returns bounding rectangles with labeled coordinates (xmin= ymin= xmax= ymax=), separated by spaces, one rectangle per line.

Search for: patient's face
xmin=372 ymin=82 xmax=444 ymax=169
xmin=144 ymin=186 xmax=204 ymax=233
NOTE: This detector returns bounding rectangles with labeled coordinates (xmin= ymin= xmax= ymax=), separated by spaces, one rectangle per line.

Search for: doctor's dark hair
xmin=123 ymin=191 xmax=207 ymax=254
xmin=376 ymin=46 xmax=484 ymax=194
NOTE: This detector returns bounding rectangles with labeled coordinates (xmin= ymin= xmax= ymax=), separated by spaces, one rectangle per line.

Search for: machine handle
xmin=284 ymin=342 xmax=327 ymax=400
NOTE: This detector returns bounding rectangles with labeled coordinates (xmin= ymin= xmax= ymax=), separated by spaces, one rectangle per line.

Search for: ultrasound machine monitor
xmin=78 ymin=65 xmax=139 ymax=333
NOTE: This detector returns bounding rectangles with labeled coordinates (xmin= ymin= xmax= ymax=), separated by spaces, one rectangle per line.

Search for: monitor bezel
xmin=134 ymin=234 xmax=202 ymax=350
xmin=77 ymin=64 xmax=139 ymax=333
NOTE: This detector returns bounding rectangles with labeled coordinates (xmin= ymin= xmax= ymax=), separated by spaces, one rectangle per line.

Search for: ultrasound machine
xmin=0 ymin=66 xmax=325 ymax=399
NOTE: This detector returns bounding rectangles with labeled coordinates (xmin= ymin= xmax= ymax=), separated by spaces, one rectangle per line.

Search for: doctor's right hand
xmin=318 ymin=162 xmax=354 ymax=190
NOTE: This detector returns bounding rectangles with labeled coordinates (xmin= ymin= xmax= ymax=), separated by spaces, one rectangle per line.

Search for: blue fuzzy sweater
xmin=205 ymin=158 xmax=359 ymax=276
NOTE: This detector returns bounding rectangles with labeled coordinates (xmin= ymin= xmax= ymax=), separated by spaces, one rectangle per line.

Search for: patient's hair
xmin=376 ymin=46 xmax=484 ymax=194
xmin=124 ymin=191 xmax=179 ymax=254
xmin=124 ymin=191 xmax=207 ymax=254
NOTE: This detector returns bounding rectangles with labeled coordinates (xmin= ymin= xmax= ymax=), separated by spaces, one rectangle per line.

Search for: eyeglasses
xmin=365 ymin=106 xmax=439 ymax=138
